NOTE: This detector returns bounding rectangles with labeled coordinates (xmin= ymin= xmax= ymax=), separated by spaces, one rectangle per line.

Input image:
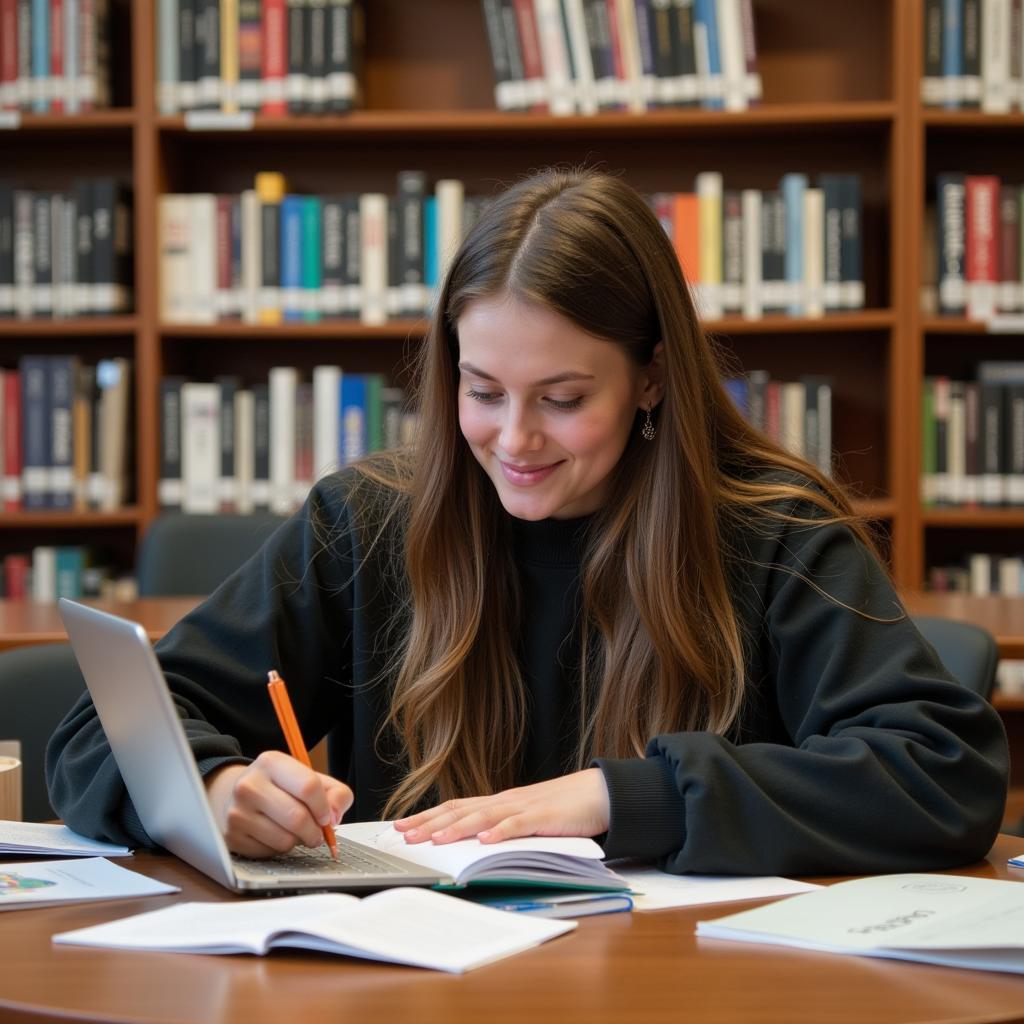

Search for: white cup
xmin=0 ymin=756 xmax=22 ymax=822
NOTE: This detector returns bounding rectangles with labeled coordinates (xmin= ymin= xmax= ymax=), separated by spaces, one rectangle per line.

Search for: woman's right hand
xmin=205 ymin=751 xmax=354 ymax=858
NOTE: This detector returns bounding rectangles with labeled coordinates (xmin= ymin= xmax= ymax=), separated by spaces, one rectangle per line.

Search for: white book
xmin=948 ymin=381 xmax=966 ymax=504
xmin=159 ymin=195 xmax=194 ymax=323
xmin=695 ymin=171 xmax=723 ymax=319
xmin=181 ymin=382 xmax=222 ymax=514
xmin=435 ymin=178 xmax=465 ymax=287
xmin=157 ymin=0 xmax=179 ymax=113
xmin=780 ymin=381 xmax=805 ymax=459
xmin=234 ymin=389 xmax=255 ymax=514
xmin=359 ymin=192 xmax=388 ymax=326
xmin=31 ymin=546 xmax=57 ymax=602
xmin=741 ymin=188 xmax=762 ymax=319
xmin=0 ymin=858 xmax=175 ymax=911
xmin=64 ymin=0 xmax=80 ymax=112
xmin=932 ymin=376 xmax=950 ymax=504
xmin=716 ymin=0 xmax=746 ymax=111
xmin=816 ymin=381 xmax=832 ymax=477
xmin=239 ymin=189 xmax=260 ymax=323
xmin=189 ymin=193 xmax=218 ymax=324
xmin=562 ymin=0 xmax=598 ymax=114
xmin=96 ymin=356 xmax=131 ymax=509
xmin=697 ymin=873 xmax=1024 ymax=975
xmin=54 ymin=887 xmax=573 ymax=973
xmin=969 ymin=552 xmax=993 ymax=595
xmin=312 ymin=364 xmax=342 ymax=480
xmin=269 ymin=366 xmax=298 ymax=514
xmin=533 ymin=0 xmax=575 ymax=115
xmin=982 ymin=0 xmax=1013 ymax=113
xmin=802 ymin=187 xmax=824 ymax=318
xmin=1000 ymin=555 xmax=1023 ymax=595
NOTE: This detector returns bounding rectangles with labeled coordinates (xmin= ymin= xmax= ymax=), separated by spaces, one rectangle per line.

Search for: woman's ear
xmin=639 ymin=342 xmax=666 ymax=409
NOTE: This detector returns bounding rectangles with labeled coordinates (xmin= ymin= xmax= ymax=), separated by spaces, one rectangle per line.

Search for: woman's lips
xmin=498 ymin=460 xmax=563 ymax=486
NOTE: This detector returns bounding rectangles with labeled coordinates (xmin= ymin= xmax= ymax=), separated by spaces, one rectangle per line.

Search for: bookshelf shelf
xmin=159 ymin=321 xmax=428 ymax=341
xmin=922 ymin=509 xmax=1024 ymax=529
xmin=710 ymin=311 xmax=896 ymax=334
xmin=155 ymin=102 xmax=897 ymax=141
xmin=920 ymin=318 xmax=1022 ymax=335
xmin=854 ymin=498 xmax=898 ymax=519
xmin=0 ymin=318 xmax=140 ymax=338
xmin=922 ymin=111 xmax=1024 ymax=129
xmin=0 ymin=509 xmax=142 ymax=530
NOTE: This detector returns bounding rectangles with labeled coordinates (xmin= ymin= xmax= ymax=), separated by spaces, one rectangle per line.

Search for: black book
xmin=195 ymin=0 xmax=221 ymax=111
xmin=158 ymin=376 xmax=185 ymax=511
xmin=215 ymin=375 xmax=240 ymax=511
xmin=0 ymin=182 xmax=13 ymax=317
xmin=307 ymin=0 xmax=328 ymax=113
xmin=91 ymin=179 xmax=133 ymax=315
xmin=396 ymin=170 xmax=426 ymax=318
xmin=178 ymin=0 xmax=197 ymax=111
xmin=321 ymin=196 xmax=345 ymax=318
xmin=238 ymin=0 xmax=264 ymax=110
xmin=72 ymin=180 xmax=93 ymax=315
xmin=342 ymin=193 xmax=360 ymax=319
xmin=326 ymin=0 xmax=359 ymax=111
xmin=961 ymin=0 xmax=982 ymax=110
xmin=671 ymin=0 xmax=699 ymax=107
xmin=252 ymin=382 xmax=271 ymax=509
xmin=32 ymin=193 xmax=52 ymax=318
xmin=287 ymin=0 xmax=308 ymax=113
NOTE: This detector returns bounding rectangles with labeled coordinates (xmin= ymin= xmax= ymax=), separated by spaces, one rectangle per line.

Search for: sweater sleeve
xmin=45 ymin=478 xmax=358 ymax=847
xmin=596 ymin=515 xmax=1009 ymax=875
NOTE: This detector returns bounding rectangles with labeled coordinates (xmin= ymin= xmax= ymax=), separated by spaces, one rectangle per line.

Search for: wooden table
xmin=0 ymin=597 xmax=201 ymax=651
xmin=0 ymin=836 xmax=1022 ymax=1024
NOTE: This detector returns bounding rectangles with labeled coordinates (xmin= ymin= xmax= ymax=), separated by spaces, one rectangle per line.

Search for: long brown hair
xmin=356 ymin=168 xmax=878 ymax=818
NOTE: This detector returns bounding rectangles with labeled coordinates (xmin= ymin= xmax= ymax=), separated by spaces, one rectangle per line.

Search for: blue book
xmin=423 ymin=195 xmax=439 ymax=296
xmin=693 ymin=0 xmax=723 ymax=110
xmin=48 ymin=355 xmax=78 ymax=509
xmin=941 ymin=0 xmax=962 ymax=110
xmin=839 ymin=175 xmax=863 ymax=310
xmin=340 ymin=374 xmax=367 ymax=465
xmin=280 ymin=195 xmax=304 ymax=322
xmin=724 ymin=376 xmax=748 ymax=417
xmin=301 ymin=196 xmax=322 ymax=323
xmin=780 ymin=173 xmax=808 ymax=316
xmin=19 ymin=355 xmax=51 ymax=509
xmin=31 ymin=0 xmax=50 ymax=113
xmin=55 ymin=546 xmax=85 ymax=599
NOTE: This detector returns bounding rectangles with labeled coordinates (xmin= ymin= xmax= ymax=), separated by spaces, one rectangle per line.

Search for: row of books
xmin=921 ymin=0 xmax=1024 ymax=112
xmin=159 ymin=171 xmax=487 ymax=325
xmin=1 ymin=545 xmax=132 ymax=602
xmin=921 ymin=364 xmax=1024 ymax=507
xmin=0 ymin=179 xmax=133 ymax=319
xmin=654 ymin=173 xmax=864 ymax=320
xmin=156 ymin=0 xmax=363 ymax=115
xmin=927 ymin=175 xmax=1024 ymax=320
xmin=724 ymin=371 xmax=833 ymax=479
xmin=159 ymin=367 xmax=417 ymax=515
xmin=0 ymin=357 xmax=133 ymax=513
xmin=482 ymin=0 xmax=761 ymax=114
xmin=0 ymin=0 xmax=112 ymax=112
xmin=927 ymin=550 xmax=1024 ymax=694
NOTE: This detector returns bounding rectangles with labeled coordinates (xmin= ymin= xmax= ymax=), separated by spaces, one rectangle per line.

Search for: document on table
xmin=0 ymin=857 xmax=177 ymax=911
xmin=612 ymin=866 xmax=820 ymax=911
xmin=696 ymin=873 xmax=1024 ymax=974
xmin=0 ymin=821 xmax=132 ymax=857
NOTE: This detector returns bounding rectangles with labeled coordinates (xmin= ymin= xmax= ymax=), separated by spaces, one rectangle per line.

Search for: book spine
xmin=251 ymin=381 xmax=270 ymax=508
xmin=325 ymin=0 xmax=356 ymax=111
xmin=31 ymin=0 xmax=50 ymax=112
xmin=306 ymin=0 xmax=326 ymax=113
xmin=632 ymin=0 xmax=659 ymax=110
xmin=320 ymin=195 xmax=344 ymax=317
xmin=268 ymin=365 xmax=296 ymax=513
xmin=221 ymin=0 xmax=240 ymax=112
xmin=695 ymin=170 xmax=722 ymax=318
xmin=32 ymin=192 xmax=52 ymax=317
xmin=802 ymin=186 xmax=825 ymax=318
xmin=312 ymin=363 xmax=340 ymax=479
xmin=214 ymin=373 xmax=239 ymax=510
xmin=720 ymin=189 xmax=742 ymax=313
xmin=189 ymin=193 xmax=217 ymax=323
xmin=839 ymin=175 xmax=864 ymax=310
xmin=261 ymin=0 xmax=287 ymax=114
xmin=435 ymin=178 xmax=464 ymax=288
xmin=923 ymin=0 xmax=944 ymax=104
xmin=964 ymin=380 xmax=980 ymax=505
xmin=982 ymin=0 xmax=1012 ymax=112
xmin=563 ymin=0 xmax=597 ymax=112
xmin=670 ymin=191 xmax=699 ymax=289
xmin=3 ymin=370 xmax=21 ymax=510
xmin=256 ymin=170 xmax=285 ymax=323
xmin=961 ymin=0 xmax=982 ymax=107
xmin=0 ymin=0 xmax=17 ymax=109
xmin=948 ymin=378 xmax=966 ymax=503
xmin=300 ymin=194 xmax=321 ymax=322
xmin=280 ymin=193 xmax=303 ymax=321
xmin=214 ymin=193 xmax=232 ymax=318
xmin=341 ymin=192 xmax=360 ymax=317
xmin=999 ymin=183 xmax=1021 ymax=312
xmin=512 ymin=0 xmax=547 ymax=110
xmin=195 ymin=0 xmax=220 ymax=109
xmin=50 ymin=0 xmax=64 ymax=112
xmin=942 ymin=0 xmax=964 ymax=108
xmin=818 ymin=174 xmax=844 ymax=312
xmin=979 ymin=380 xmax=1004 ymax=504
xmin=740 ymin=187 xmax=761 ymax=319
xmin=12 ymin=189 xmax=32 ymax=318
xmin=62 ymin=0 xmax=78 ymax=112
xmin=716 ymin=0 xmax=746 ymax=111
xmin=91 ymin=178 xmax=131 ymax=314
xmin=396 ymin=169 xmax=426 ymax=318
xmin=612 ymin=0 xmax=646 ymax=112
xmin=781 ymin=172 xmax=807 ymax=316
xmin=0 ymin=184 xmax=15 ymax=317
xmin=16 ymin=0 xmax=29 ymax=110
xmin=48 ymin=354 xmax=76 ymax=508
xmin=158 ymin=375 xmax=184 ymax=510
xmin=936 ymin=172 xmax=966 ymax=315
xmin=1007 ymin=382 xmax=1024 ymax=503
xmin=693 ymin=0 xmax=723 ymax=109
xmin=340 ymin=372 xmax=366 ymax=464
xmin=293 ymin=379 xmax=313 ymax=500
xmin=286 ymin=0 xmax=306 ymax=112
xmin=239 ymin=187 xmax=260 ymax=322
xmin=180 ymin=380 xmax=221 ymax=514
xmin=358 ymin=191 xmax=388 ymax=326
xmin=19 ymin=354 xmax=49 ymax=508
xmin=157 ymin=0 xmax=180 ymax=113
xmin=582 ymin=0 xmax=616 ymax=108
xmin=965 ymin=174 xmax=999 ymax=321
xmin=178 ymin=0 xmax=197 ymax=109
xmin=386 ymin=196 xmax=400 ymax=318
xmin=234 ymin=387 xmax=254 ymax=512
xmin=237 ymin=0 xmax=261 ymax=109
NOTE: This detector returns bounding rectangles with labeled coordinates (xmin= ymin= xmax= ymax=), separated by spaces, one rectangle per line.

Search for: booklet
xmin=612 ymin=865 xmax=820 ymax=911
xmin=696 ymin=873 xmax=1024 ymax=974
xmin=338 ymin=822 xmax=630 ymax=891
xmin=0 ymin=857 xmax=177 ymax=911
xmin=54 ymin=886 xmax=575 ymax=973
xmin=0 ymin=821 xmax=132 ymax=857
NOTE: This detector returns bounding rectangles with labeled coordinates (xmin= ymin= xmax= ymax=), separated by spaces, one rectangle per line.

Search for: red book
xmin=50 ymin=0 xmax=65 ymax=113
xmin=3 ymin=554 xmax=29 ymax=599
xmin=764 ymin=380 xmax=781 ymax=446
xmin=671 ymin=192 xmax=700 ymax=287
xmin=79 ymin=0 xmax=96 ymax=112
xmin=0 ymin=0 xmax=17 ymax=110
xmin=261 ymin=0 xmax=287 ymax=116
xmin=965 ymin=175 xmax=999 ymax=321
xmin=3 ymin=370 xmax=20 ymax=513
xmin=605 ymin=0 xmax=626 ymax=109
xmin=999 ymin=184 xmax=1021 ymax=313
xmin=215 ymin=195 xmax=232 ymax=320
xmin=512 ymin=0 xmax=547 ymax=112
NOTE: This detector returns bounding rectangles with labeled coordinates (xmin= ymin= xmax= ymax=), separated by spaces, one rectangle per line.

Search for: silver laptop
xmin=58 ymin=598 xmax=451 ymax=893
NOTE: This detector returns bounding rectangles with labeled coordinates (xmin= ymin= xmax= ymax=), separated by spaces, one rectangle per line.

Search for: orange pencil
xmin=267 ymin=669 xmax=339 ymax=860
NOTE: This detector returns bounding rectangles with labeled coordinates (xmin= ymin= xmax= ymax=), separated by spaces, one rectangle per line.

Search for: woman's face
xmin=457 ymin=294 xmax=661 ymax=521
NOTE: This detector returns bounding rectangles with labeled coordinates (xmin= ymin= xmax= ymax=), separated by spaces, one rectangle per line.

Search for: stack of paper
xmin=0 ymin=858 xmax=176 ymax=911
xmin=697 ymin=873 xmax=1024 ymax=974
xmin=0 ymin=821 xmax=131 ymax=857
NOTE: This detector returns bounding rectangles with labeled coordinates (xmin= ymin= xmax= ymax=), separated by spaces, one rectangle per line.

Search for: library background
xmin=2 ymin=0 xmax=1024 ymax=824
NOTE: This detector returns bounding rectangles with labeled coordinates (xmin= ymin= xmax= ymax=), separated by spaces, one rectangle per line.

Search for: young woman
xmin=48 ymin=169 xmax=1008 ymax=875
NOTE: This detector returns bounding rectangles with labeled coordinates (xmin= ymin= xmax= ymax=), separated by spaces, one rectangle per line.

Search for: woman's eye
xmin=546 ymin=396 xmax=584 ymax=411
xmin=465 ymin=389 xmax=500 ymax=404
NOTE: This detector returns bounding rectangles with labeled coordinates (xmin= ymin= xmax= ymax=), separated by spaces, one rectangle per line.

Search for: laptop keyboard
xmin=233 ymin=837 xmax=410 ymax=877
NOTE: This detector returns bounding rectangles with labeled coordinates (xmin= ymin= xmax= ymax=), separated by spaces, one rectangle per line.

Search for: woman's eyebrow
xmin=458 ymin=362 xmax=596 ymax=387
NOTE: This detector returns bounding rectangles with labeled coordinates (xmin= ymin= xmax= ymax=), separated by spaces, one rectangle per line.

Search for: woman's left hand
xmin=393 ymin=768 xmax=611 ymax=845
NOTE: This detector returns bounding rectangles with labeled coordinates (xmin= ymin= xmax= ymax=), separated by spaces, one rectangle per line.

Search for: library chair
xmin=135 ymin=512 xmax=286 ymax=597
xmin=0 ymin=642 xmax=86 ymax=821
xmin=913 ymin=616 xmax=999 ymax=701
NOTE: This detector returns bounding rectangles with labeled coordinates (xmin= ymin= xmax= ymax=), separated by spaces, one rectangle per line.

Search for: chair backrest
xmin=0 ymin=643 xmax=86 ymax=820
xmin=913 ymin=615 xmax=999 ymax=701
xmin=136 ymin=512 xmax=286 ymax=597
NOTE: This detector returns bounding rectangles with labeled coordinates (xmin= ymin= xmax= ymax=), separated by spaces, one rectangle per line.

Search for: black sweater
xmin=46 ymin=471 xmax=1009 ymax=875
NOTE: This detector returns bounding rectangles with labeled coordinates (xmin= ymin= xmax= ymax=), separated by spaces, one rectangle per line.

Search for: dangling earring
xmin=641 ymin=403 xmax=656 ymax=441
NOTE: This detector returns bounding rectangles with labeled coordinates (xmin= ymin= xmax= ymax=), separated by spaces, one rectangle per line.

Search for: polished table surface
xmin=0 ymin=836 xmax=1023 ymax=1024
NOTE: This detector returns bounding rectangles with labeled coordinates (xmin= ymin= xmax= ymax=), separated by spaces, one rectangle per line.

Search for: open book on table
xmin=54 ymin=886 xmax=574 ymax=973
xmin=338 ymin=821 xmax=630 ymax=891
xmin=0 ymin=821 xmax=131 ymax=857
xmin=696 ymin=873 xmax=1024 ymax=974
